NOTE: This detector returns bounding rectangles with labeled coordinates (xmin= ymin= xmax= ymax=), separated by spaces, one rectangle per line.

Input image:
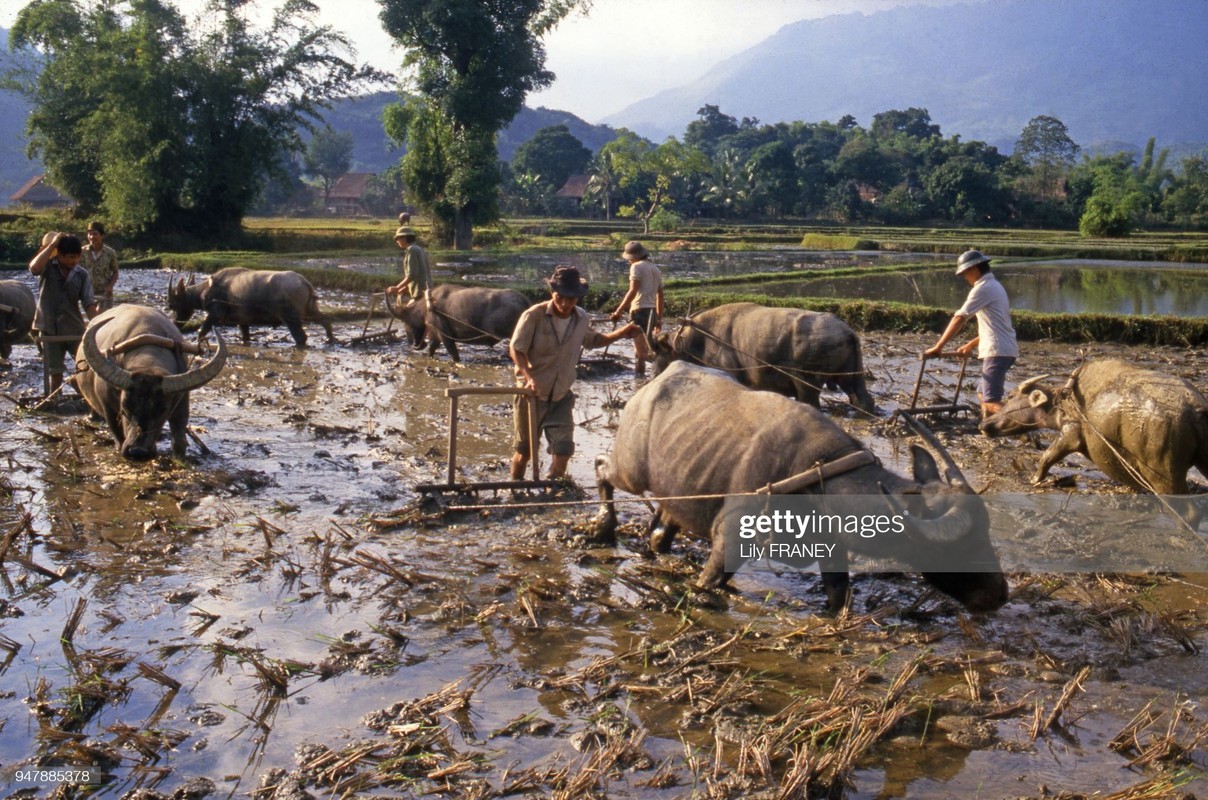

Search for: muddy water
xmin=1 ymin=268 xmax=1206 ymax=797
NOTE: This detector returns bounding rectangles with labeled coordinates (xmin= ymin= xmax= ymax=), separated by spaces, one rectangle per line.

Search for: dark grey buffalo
xmin=168 ymin=268 xmax=334 ymax=348
xmin=594 ymin=362 xmax=1008 ymax=612
xmin=981 ymin=359 xmax=1208 ymax=498
xmin=389 ymin=284 xmax=529 ymax=362
xmin=650 ymin=302 xmax=876 ymax=414
xmin=0 ymin=279 xmax=35 ymax=360
xmin=73 ymin=305 xmax=226 ymax=460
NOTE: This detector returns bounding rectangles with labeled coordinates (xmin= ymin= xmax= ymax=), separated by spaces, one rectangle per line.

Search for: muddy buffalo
xmin=981 ymin=359 xmax=1208 ymax=501
xmin=74 ymin=305 xmax=226 ymax=460
xmin=0 ymin=279 xmax=35 ymax=360
xmin=651 ymin=302 xmax=876 ymax=414
xmin=390 ymin=284 xmax=529 ymax=362
xmin=168 ymin=268 xmax=334 ymax=348
xmin=594 ymin=362 xmax=1008 ymax=612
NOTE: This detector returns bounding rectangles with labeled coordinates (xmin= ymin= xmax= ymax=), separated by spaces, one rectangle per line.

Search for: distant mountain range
xmin=604 ymin=0 xmax=1208 ymax=154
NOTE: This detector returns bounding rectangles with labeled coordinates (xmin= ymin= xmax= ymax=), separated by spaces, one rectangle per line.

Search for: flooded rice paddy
xmin=0 ymin=263 xmax=1206 ymax=798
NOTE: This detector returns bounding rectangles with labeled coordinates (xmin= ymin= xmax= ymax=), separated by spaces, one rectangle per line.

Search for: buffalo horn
xmin=880 ymin=484 xmax=975 ymax=544
xmin=160 ymin=331 xmax=227 ymax=394
xmin=1015 ymin=374 xmax=1053 ymax=394
xmin=915 ymin=502 xmax=975 ymax=543
xmin=81 ymin=319 xmax=134 ymax=390
xmin=897 ymin=413 xmax=968 ymax=488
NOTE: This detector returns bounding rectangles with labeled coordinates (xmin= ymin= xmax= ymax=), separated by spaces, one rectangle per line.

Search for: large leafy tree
xmin=8 ymin=0 xmax=380 ymax=237
xmin=602 ymin=131 xmax=707 ymax=233
xmin=305 ymin=127 xmax=355 ymax=208
xmin=378 ymin=0 xmax=589 ymax=248
xmin=683 ymin=104 xmax=739 ymax=159
xmin=1015 ymin=115 xmax=1080 ymax=199
xmin=511 ymin=124 xmax=591 ymax=193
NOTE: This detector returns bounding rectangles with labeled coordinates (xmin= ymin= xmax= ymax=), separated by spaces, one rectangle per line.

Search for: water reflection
xmin=281 ymin=252 xmax=1208 ymax=317
xmin=759 ymin=262 xmax=1208 ymax=317
xmin=289 ymin=250 xmax=952 ymax=286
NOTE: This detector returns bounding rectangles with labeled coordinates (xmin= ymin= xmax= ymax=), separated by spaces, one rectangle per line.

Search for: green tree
xmin=1163 ymin=156 xmax=1208 ymax=225
xmin=871 ymin=107 xmax=940 ymax=141
xmin=360 ymin=164 xmax=406 ymax=216
xmin=511 ymin=124 xmax=591 ymax=193
xmin=683 ymin=104 xmax=739 ymax=158
xmin=603 ymin=132 xmax=707 ymax=234
xmin=745 ymin=140 xmax=798 ymax=218
xmin=582 ymin=149 xmax=619 ymax=220
xmin=699 ymin=148 xmax=753 ymax=218
xmin=1015 ymin=115 xmax=1080 ymax=199
xmin=1073 ymin=152 xmax=1147 ymax=237
xmin=8 ymin=0 xmax=378 ymax=236
xmin=304 ymin=127 xmax=355 ymax=208
xmin=377 ymin=0 xmax=588 ymax=248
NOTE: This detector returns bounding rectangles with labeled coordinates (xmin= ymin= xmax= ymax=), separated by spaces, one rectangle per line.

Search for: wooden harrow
xmin=415 ymin=386 xmax=561 ymax=497
xmin=893 ymin=351 xmax=978 ymax=419
xmin=348 ymin=292 xmax=399 ymax=345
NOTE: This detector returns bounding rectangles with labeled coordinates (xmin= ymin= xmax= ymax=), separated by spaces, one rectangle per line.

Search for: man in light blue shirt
xmin=923 ymin=249 xmax=1018 ymax=416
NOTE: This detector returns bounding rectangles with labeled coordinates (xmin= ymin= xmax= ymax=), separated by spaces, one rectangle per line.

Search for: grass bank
xmin=662 ymin=286 xmax=1208 ymax=346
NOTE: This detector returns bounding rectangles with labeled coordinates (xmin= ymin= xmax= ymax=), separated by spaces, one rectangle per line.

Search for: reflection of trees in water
xmin=726 ymin=265 xmax=1208 ymax=317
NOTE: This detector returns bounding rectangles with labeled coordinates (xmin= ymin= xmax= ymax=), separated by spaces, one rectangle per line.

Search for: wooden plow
xmin=414 ymin=386 xmax=561 ymax=497
xmin=893 ymin=351 xmax=978 ymax=420
xmin=349 ymin=292 xmax=399 ymax=345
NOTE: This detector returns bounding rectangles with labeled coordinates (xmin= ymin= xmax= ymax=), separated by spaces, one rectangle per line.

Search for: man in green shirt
xmin=385 ymin=226 xmax=431 ymax=301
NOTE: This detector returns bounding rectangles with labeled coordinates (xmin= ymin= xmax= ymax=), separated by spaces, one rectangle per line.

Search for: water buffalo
xmin=389 ymin=284 xmax=529 ymax=362
xmin=980 ymin=359 xmax=1208 ymax=500
xmin=650 ymin=302 xmax=876 ymax=414
xmin=167 ymin=268 xmax=334 ymax=348
xmin=0 ymin=279 xmax=35 ymax=360
xmin=73 ymin=305 xmax=226 ymax=460
xmin=594 ymin=362 xmax=1008 ymax=612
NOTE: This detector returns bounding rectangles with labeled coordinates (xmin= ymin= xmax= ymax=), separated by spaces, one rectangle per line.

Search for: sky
xmin=1 ymin=0 xmax=967 ymax=123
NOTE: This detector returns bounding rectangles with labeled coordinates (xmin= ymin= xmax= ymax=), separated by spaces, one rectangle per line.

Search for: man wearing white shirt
xmin=923 ymin=249 xmax=1018 ymax=417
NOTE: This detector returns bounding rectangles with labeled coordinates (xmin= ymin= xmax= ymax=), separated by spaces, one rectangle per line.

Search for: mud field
xmin=1 ymin=268 xmax=1206 ymax=799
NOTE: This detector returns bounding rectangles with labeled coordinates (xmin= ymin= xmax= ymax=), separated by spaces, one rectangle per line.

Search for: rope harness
xmin=666 ymin=319 xmax=879 ymax=419
xmin=431 ymin=449 xmax=880 ymax=513
xmin=384 ymin=291 xmax=509 ymax=346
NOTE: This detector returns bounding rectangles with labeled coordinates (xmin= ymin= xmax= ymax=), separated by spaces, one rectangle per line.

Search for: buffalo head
xmin=980 ymin=373 xmax=1059 ymax=437
xmin=166 ymin=276 xmax=201 ymax=325
xmin=387 ymin=295 xmax=428 ymax=349
xmin=887 ymin=415 xmax=1009 ymax=613
xmin=82 ymin=319 xmax=226 ymax=460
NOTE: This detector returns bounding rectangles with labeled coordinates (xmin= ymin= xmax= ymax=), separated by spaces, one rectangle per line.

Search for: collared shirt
xmin=34 ymin=261 xmax=95 ymax=337
xmin=628 ymin=259 xmax=662 ymax=312
xmin=957 ymin=272 xmax=1018 ymax=359
xmin=402 ymin=243 xmax=432 ymax=299
xmin=511 ymin=301 xmax=607 ymax=402
xmin=84 ymin=244 xmax=119 ymax=294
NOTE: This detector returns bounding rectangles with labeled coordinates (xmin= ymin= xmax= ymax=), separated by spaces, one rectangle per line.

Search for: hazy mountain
xmin=325 ymin=92 xmax=620 ymax=173
xmin=604 ymin=0 xmax=1208 ymax=153
xmin=0 ymin=30 xmax=39 ymax=202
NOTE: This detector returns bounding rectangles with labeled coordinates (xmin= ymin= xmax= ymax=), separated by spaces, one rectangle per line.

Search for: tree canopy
xmin=1015 ymin=115 xmax=1080 ymax=199
xmin=511 ymin=124 xmax=591 ymax=193
xmin=305 ymin=128 xmax=355 ymax=208
xmin=378 ymin=0 xmax=589 ymax=248
xmin=7 ymin=0 xmax=381 ymax=237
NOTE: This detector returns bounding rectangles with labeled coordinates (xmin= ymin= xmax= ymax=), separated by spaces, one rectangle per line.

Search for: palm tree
xmin=699 ymin=148 xmax=752 ymax=218
xmin=583 ymin=152 xmax=617 ymax=220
